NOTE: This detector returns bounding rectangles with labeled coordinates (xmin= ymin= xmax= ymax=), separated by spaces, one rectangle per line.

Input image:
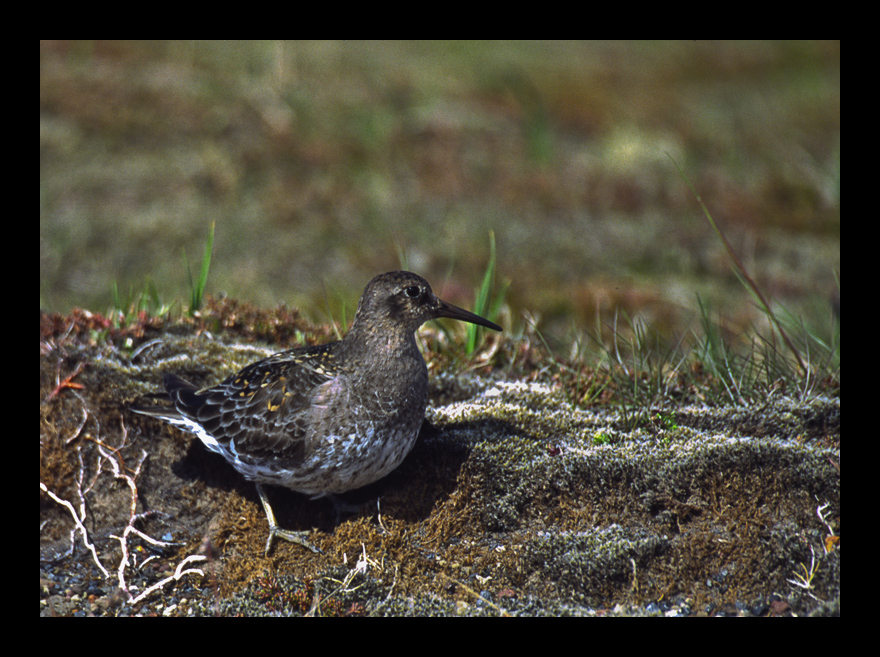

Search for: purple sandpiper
xmin=131 ymin=271 xmax=501 ymax=554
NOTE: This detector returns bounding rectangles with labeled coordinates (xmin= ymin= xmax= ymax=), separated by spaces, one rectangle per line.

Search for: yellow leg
xmin=256 ymin=483 xmax=322 ymax=555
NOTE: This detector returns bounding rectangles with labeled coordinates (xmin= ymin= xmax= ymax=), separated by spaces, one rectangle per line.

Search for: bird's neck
xmin=343 ymin=321 xmax=421 ymax=363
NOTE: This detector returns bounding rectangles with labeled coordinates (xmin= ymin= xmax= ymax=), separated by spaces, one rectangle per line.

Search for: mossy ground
xmin=40 ymin=300 xmax=838 ymax=616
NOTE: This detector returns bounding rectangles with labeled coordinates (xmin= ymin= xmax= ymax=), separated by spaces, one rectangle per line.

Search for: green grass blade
xmin=186 ymin=221 xmax=215 ymax=314
xmin=467 ymin=231 xmax=497 ymax=354
xmin=668 ymin=154 xmax=807 ymax=377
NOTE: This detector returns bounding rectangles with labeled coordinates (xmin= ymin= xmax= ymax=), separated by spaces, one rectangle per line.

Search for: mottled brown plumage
xmin=131 ymin=271 xmax=501 ymax=553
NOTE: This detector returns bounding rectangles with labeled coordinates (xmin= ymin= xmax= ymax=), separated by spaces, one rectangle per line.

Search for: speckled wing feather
xmin=165 ymin=344 xmax=340 ymax=465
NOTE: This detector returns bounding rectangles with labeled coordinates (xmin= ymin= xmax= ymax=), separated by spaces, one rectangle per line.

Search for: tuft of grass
xmin=466 ymin=230 xmax=508 ymax=354
xmin=108 ymin=222 xmax=215 ymax=327
xmin=561 ymin=217 xmax=838 ymax=428
xmin=668 ymin=152 xmax=840 ymax=405
xmin=183 ymin=221 xmax=215 ymax=315
xmin=110 ymin=278 xmax=173 ymax=327
xmin=586 ymin=307 xmax=689 ymax=430
xmin=582 ymin=277 xmax=839 ymax=432
xmin=668 ymin=155 xmax=809 ymax=377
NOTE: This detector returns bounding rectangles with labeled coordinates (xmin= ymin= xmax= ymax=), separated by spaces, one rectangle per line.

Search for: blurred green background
xmin=39 ymin=40 xmax=840 ymax=350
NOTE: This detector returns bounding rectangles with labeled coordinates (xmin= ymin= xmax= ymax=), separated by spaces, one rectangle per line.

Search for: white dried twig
xmin=40 ymin=482 xmax=111 ymax=578
xmin=41 ymin=410 xmax=204 ymax=609
xmin=128 ymin=555 xmax=207 ymax=606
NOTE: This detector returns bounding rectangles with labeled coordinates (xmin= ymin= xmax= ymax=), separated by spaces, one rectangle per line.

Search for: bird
xmin=130 ymin=271 xmax=502 ymax=554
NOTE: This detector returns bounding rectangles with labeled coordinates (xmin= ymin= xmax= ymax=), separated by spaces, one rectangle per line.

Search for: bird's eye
xmin=403 ymin=285 xmax=421 ymax=298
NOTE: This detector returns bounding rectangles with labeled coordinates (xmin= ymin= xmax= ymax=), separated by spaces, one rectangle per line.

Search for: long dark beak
xmin=435 ymin=297 xmax=502 ymax=331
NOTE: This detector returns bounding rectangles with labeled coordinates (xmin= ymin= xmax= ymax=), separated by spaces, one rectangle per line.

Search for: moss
xmin=40 ymin=306 xmax=839 ymax=616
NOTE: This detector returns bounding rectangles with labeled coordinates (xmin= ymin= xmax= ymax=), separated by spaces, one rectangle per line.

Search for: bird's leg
xmin=256 ymin=483 xmax=323 ymax=555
